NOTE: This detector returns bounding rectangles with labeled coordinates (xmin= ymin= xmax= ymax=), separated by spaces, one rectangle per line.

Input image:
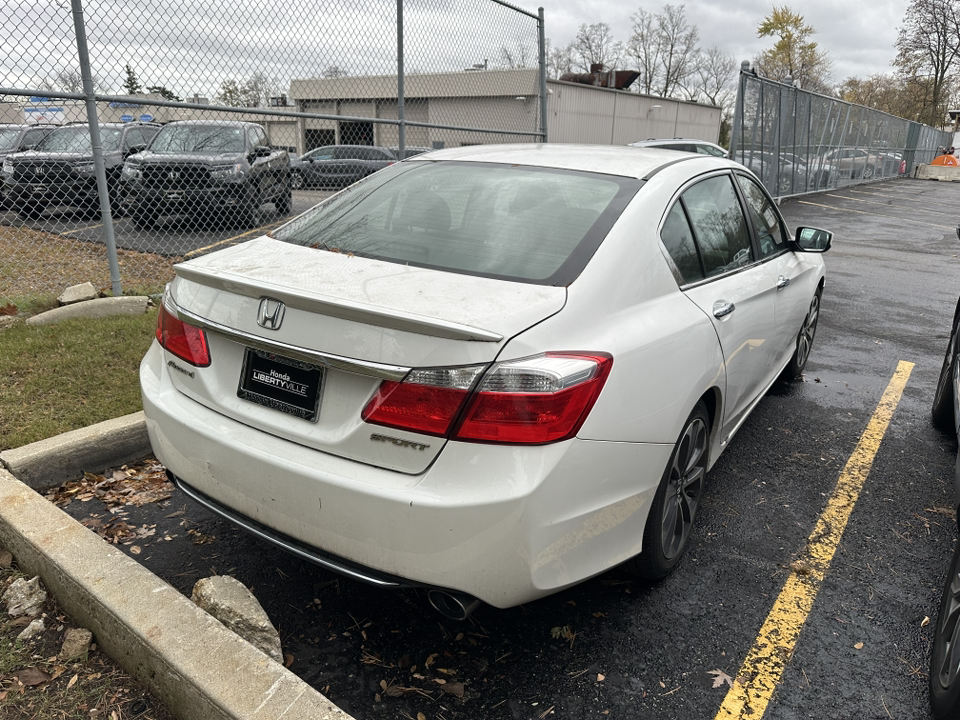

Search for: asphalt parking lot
xmin=48 ymin=177 xmax=960 ymax=719
xmin=1 ymin=188 xmax=334 ymax=258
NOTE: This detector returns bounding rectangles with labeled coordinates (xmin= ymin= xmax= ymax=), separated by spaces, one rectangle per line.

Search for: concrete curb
xmin=26 ymin=296 xmax=150 ymax=326
xmin=0 ymin=412 xmax=152 ymax=491
xmin=0 ymin=427 xmax=353 ymax=720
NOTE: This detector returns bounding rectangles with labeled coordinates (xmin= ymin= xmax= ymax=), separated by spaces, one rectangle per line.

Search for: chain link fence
xmin=730 ymin=65 xmax=952 ymax=200
xmin=1 ymin=0 xmax=545 ymax=308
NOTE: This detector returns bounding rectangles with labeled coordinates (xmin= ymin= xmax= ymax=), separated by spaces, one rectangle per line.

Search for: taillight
xmin=156 ymin=301 xmax=210 ymax=367
xmin=362 ymin=353 xmax=612 ymax=445
xmin=361 ymin=366 xmax=484 ymax=436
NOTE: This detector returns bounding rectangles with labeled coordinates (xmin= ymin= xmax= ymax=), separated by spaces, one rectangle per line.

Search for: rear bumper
xmin=141 ymin=341 xmax=673 ymax=607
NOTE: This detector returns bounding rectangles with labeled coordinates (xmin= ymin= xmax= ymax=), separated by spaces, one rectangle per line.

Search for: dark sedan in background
xmin=290 ymin=144 xmax=397 ymax=189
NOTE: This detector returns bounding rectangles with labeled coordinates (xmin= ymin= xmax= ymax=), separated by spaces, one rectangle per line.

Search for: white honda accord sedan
xmin=141 ymin=143 xmax=831 ymax=617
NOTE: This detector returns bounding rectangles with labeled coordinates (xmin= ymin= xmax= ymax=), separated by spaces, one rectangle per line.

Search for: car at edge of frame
xmin=140 ymin=143 xmax=832 ymax=619
xmin=929 ymin=245 xmax=960 ymax=718
xmin=290 ymin=144 xmax=397 ymax=189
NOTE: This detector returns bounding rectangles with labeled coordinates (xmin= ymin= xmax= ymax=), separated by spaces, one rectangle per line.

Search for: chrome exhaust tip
xmin=427 ymin=589 xmax=482 ymax=620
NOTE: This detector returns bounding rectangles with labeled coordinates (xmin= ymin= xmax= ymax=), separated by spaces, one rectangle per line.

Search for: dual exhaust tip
xmin=427 ymin=589 xmax=481 ymax=621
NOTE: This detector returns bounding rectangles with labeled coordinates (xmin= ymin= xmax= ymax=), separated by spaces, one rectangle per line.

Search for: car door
xmin=661 ymin=172 xmax=779 ymax=437
xmin=248 ymin=126 xmax=273 ymax=197
xmin=734 ymin=172 xmax=815 ymax=373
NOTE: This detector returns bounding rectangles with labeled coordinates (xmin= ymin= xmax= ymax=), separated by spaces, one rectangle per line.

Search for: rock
xmin=3 ymin=576 xmax=47 ymax=617
xmin=58 ymin=282 xmax=98 ymax=306
xmin=16 ymin=618 xmax=45 ymax=642
xmin=192 ymin=576 xmax=283 ymax=662
xmin=0 ymin=548 xmax=12 ymax=569
xmin=59 ymin=627 xmax=93 ymax=661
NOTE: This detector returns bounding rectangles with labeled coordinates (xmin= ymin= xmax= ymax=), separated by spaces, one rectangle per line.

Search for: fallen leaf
xmin=597 ymin=673 xmax=605 ymax=682
xmin=15 ymin=667 xmax=52 ymax=686
xmin=922 ymin=616 xmax=931 ymax=628
xmin=0 ymin=303 xmax=17 ymax=316
xmin=442 ymin=681 xmax=465 ymax=698
xmin=854 ymin=642 xmax=864 ymax=650
xmin=66 ymin=674 xmax=78 ymax=690
xmin=425 ymin=653 xmax=437 ymax=668
xmin=130 ymin=546 xmax=141 ymax=555
xmin=285 ymin=653 xmax=294 ymax=668
xmin=417 ymin=713 xmax=426 ymax=720
xmin=708 ymin=669 xmax=734 ymax=688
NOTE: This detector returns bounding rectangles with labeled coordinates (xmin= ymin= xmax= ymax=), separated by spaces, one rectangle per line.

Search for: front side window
xmin=0 ymin=128 xmax=21 ymax=151
xmin=273 ymin=161 xmax=641 ymax=285
xmin=680 ymin=175 xmax=752 ymax=277
xmin=736 ymin=174 xmax=786 ymax=258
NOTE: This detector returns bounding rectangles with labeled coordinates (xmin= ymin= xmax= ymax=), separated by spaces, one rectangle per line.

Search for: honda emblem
xmin=257 ymin=297 xmax=285 ymax=330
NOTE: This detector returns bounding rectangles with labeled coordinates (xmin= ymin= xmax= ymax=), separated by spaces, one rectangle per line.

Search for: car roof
xmin=164 ymin=120 xmax=260 ymax=127
xmin=411 ymin=143 xmax=723 ymax=180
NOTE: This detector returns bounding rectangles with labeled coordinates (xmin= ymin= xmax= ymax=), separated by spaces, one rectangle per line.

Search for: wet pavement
xmin=53 ymin=178 xmax=960 ymax=719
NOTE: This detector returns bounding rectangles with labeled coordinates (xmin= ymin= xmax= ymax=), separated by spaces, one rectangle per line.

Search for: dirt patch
xmin=0 ymin=225 xmax=178 ymax=307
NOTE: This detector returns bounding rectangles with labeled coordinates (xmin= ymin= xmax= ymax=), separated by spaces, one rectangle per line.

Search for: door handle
xmin=713 ymin=301 xmax=736 ymax=319
xmin=777 ymin=275 xmax=791 ymax=289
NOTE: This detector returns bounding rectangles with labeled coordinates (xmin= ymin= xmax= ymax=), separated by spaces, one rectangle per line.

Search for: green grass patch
xmin=0 ymin=310 xmax=157 ymax=451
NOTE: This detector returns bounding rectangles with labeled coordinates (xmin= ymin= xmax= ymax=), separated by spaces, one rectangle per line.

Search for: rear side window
xmin=274 ymin=161 xmax=642 ymax=285
xmin=660 ymin=203 xmax=704 ymax=284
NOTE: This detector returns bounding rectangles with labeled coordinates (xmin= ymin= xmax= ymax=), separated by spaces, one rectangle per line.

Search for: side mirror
xmin=794 ymin=226 xmax=832 ymax=252
xmin=254 ymin=146 xmax=273 ymax=158
xmin=125 ymin=144 xmax=146 ymax=157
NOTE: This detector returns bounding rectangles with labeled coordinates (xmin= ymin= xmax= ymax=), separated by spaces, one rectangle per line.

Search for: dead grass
xmin=0 ymin=225 xmax=178 ymax=314
xmin=0 ymin=561 xmax=175 ymax=720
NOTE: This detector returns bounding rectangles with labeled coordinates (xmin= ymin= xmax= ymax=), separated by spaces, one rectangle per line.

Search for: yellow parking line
xmin=183 ymin=220 xmax=285 ymax=259
xmin=824 ymin=192 xmax=959 ymax=219
xmin=796 ymin=199 xmax=955 ymax=230
xmin=714 ymin=361 xmax=914 ymax=719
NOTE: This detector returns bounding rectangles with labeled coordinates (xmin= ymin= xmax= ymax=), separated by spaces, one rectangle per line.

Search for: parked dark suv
xmin=2 ymin=122 xmax=159 ymax=219
xmin=121 ymin=121 xmax=291 ymax=228
xmin=0 ymin=124 xmax=57 ymax=206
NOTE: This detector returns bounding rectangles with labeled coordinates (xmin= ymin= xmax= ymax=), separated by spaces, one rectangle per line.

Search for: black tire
xmin=933 ymin=314 xmax=960 ymax=431
xmin=627 ymin=400 xmax=709 ymax=580
xmin=784 ymin=288 xmax=822 ymax=379
xmin=275 ymin=184 xmax=292 ymax=215
xmin=930 ymin=539 xmax=960 ymax=718
xmin=239 ymin=188 xmax=262 ymax=228
xmin=291 ymin=171 xmax=305 ymax=190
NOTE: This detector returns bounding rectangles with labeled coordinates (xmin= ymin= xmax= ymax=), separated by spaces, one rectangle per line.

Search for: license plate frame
xmin=237 ymin=348 xmax=324 ymax=422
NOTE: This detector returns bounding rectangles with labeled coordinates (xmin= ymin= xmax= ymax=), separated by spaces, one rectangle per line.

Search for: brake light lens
xmin=156 ymin=301 xmax=210 ymax=367
xmin=362 ymin=353 xmax=612 ymax=444
xmin=361 ymin=366 xmax=484 ymax=436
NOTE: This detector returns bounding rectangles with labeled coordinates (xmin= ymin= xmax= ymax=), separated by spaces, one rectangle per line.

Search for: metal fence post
xmin=538 ymin=7 xmax=547 ymax=142
xmin=70 ymin=0 xmax=123 ymax=297
xmin=397 ymin=0 xmax=405 ymax=157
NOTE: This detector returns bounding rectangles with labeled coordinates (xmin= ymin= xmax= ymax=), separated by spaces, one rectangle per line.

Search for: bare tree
xmin=895 ymin=0 xmax=960 ymax=126
xmin=569 ymin=22 xmax=625 ymax=72
xmin=690 ymin=46 xmax=737 ymax=108
xmin=545 ymin=37 xmax=574 ymax=79
xmin=243 ymin=71 xmax=278 ymax=107
xmin=627 ymin=5 xmax=699 ymax=97
xmin=499 ymin=44 xmax=532 ymax=69
xmin=656 ymin=5 xmax=699 ymax=97
xmin=41 ymin=66 xmax=105 ymax=94
xmin=322 ymin=66 xmax=349 ymax=79
xmin=628 ymin=9 xmax=663 ymax=94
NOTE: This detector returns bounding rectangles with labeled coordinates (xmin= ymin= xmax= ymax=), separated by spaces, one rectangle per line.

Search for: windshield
xmin=0 ymin=128 xmax=22 ymax=151
xmin=273 ymin=160 xmax=641 ymax=285
xmin=37 ymin=126 xmax=122 ymax=153
xmin=302 ymin=146 xmax=337 ymax=161
xmin=149 ymin=125 xmax=246 ymax=154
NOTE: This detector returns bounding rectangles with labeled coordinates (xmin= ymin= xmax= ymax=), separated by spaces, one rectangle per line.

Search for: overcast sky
xmin=537 ymin=0 xmax=910 ymax=84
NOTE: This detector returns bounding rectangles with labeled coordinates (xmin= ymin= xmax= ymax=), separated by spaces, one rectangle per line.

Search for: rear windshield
xmin=149 ymin=125 xmax=246 ymax=154
xmin=273 ymin=160 xmax=641 ymax=285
